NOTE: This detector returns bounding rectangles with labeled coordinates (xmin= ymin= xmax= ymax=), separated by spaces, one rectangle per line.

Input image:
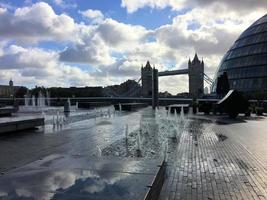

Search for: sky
xmin=0 ymin=0 xmax=266 ymax=94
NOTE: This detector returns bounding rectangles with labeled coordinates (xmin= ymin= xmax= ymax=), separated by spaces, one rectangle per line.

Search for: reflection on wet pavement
xmin=0 ymin=162 xmax=154 ymax=200
xmin=0 ymin=155 xmax=159 ymax=200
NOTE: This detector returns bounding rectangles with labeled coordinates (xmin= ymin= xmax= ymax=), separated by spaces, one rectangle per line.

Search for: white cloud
xmin=121 ymin=0 xmax=185 ymax=13
xmin=53 ymin=0 xmax=77 ymax=9
xmin=0 ymin=2 xmax=75 ymax=44
xmin=121 ymin=0 xmax=267 ymax=14
xmin=60 ymin=18 xmax=150 ymax=67
xmin=0 ymin=45 xmax=96 ymax=87
xmin=60 ymin=38 xmax=115 ymax=66
xmin=79 ymin=9 xmax=104 ymax=23
xmin=54 ymin=0 xmax=63 ymax=6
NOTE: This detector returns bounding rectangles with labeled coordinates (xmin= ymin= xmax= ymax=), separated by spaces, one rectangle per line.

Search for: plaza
xmin=0 ymin=1 xmax=266 ymax=200
xmin=0 ymin=106 xmax=266 ymax=199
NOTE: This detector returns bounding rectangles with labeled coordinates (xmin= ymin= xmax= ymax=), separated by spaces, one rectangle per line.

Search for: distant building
xmin=0 ymin=79 xmax=22 ymax=97
xmin=48 ymin=86 xmax=103 ymax=98
xmin=159 ymin=91 xmax=172 ymax=97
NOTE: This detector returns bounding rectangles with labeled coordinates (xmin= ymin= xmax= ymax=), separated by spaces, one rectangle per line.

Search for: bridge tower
xmin=188 ymin=54 xmax=204 ymax=98
xmin=152 ymin=67 xmax=158 ymax=109
xmin=141 ymin=61 xmax=153 ymax=97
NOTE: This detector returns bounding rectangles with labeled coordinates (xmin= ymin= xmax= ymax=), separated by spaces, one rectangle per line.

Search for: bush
xmin=255 ymin=107 xmax=264 ymax=116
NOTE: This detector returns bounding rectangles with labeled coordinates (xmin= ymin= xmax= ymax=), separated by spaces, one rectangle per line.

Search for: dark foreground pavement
xmin=0 ymin=154 xmax=162 ymax=199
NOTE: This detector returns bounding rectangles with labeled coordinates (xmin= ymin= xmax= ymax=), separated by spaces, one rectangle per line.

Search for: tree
xmin=216 ymin=72 xmax=230 ymax=97
xmin=15 ymin=87 xmax=28 ymax=98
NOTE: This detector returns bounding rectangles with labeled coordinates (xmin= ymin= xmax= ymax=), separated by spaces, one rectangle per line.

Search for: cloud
xmin=53 ymin=0 xmax=77 ymax=9
xmin=154 ymin=5 xmax=246 ymax=56
xmin=0 ymin=2 xmax=75 ymax=44
xmin=0 ymin=1 xmax=265 ymax=94
xmin=79 ymin=9 xmax=104 ymax=23
xmin=60 ymin=18 xmax=150 ymax=66
xmin=0 ymin=45 xmax=96 ymax=87
xmin=121 ymin=0 xmax=267 ymax=14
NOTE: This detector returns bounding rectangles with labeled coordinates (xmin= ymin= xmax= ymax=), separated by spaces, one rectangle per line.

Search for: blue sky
xmin=0 ymin=0 xmax=265 ymax=93
xmin=2 ymin=0 xmax=178 ymax=29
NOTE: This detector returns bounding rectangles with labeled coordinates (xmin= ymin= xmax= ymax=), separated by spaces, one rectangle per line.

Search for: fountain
xmin=37 ymin=91 xmax=46 ymax=107
xmin=32 ymin=95 xmax=36 ymax=107
xmin=56 ymin=111 xmax=60 ymax=126
xmin=46 ymin=90 xmax=51 ymax=107
xmin=52 ymin=115 xmax=56 ymax=127
xmin=155 ymin=107 xmax=159 ymax=116
xmin=59 ymin=116 xmax=63 ymax=128
xmin=136 ymin=130 xmax=142 ymax=157
xmin=163 ymin=141 xmax=168 ymax=161
xmin=174 ymin=109 xmax=178 ymax=121
xmin=108 ymin=108 xmax=111 ymax=118
xmin=125 ymin=124 xmax=129 ymax=141
xmin=113 ymin=107 xmax=116 ymax=116
xmin=119 ymin=103 xmax=122 ymax=113
xmin=94 ymin=108 xmax=97 ymax=121
xmin=166 ymin=107 xmax=170 ymax=119
xmin=41 ymin=111 xmax=45 ymax=118
xmin=24 ymin=90 xmax=31 ymax=106
xmin=181 ymin=106 xmax=185 ymax=120
xmin=97 ymin=145 xmax=102 ymax=157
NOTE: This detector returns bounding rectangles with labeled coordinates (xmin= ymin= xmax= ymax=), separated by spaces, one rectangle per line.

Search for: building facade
xmin=0 ymin=80 xmax=21 ymax=97
xmin=212 ymin=14 xmax=267 ymax=96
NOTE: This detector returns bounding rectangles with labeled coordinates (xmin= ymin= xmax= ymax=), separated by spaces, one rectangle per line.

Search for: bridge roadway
xmin=0 ymin=97 xmax=221 ymax=107
xmin=158 ymin=69 xmax=189 ymax=77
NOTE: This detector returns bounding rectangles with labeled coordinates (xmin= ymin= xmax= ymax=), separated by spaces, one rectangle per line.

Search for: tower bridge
xmin=158 ymin=69 xmax=189 ymax=76
xmin=141 ymin=54 xmax=205 ymax=108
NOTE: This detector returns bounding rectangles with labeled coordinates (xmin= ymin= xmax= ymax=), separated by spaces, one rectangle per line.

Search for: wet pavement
xmin=0 ymin=110 xmax=142 ymax=172
xmin=212 ymin=116 xmax=267 ymax=167
xmin=0 ymin=107 xmax=267 ymax=199
xmin=0 ymin=154 xmax=162 ymax=200
xmin=160 ymin=115 xmax=267 ymax=200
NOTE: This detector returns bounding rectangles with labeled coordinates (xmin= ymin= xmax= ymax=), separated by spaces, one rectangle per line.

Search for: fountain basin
xmin=0 ymin=107 xmax=14 ymax=117
xmin=0 ymin=116 xmax=44 ymax=134
xmin=166 ymin=104 xmax=189 ymax=114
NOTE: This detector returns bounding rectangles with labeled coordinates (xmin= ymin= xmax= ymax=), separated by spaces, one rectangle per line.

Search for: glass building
xmin=212 ymin=14 xmax=267 ymax=94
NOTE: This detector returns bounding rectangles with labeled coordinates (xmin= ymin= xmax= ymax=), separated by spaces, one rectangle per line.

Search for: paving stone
xmin=159 ymin=119 xmax=267 ymax=200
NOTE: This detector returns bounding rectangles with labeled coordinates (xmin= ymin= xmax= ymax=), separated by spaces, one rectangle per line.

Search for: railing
xmin=0 ymin=97 xmax=266 ymax=103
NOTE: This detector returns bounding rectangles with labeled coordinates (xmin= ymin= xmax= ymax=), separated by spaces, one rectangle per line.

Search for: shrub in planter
xmin=245 ymin=110 xmax=251 ymax=117
xmin=255 ymin=107 xmax=264 ymax=116
xmin=202 ymin=102 xmax=212 ymax=115
xmin=192 ymin=98 xmax=198 ymax=114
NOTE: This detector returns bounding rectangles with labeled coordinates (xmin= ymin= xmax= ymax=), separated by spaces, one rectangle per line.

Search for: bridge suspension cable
xmin=119 ymin=77 xmax=142 ymax=97
xmin=104 ymin=77 xmax=142 ymax=97
xmin=204 ymin=73 xmax=214 ymax=85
